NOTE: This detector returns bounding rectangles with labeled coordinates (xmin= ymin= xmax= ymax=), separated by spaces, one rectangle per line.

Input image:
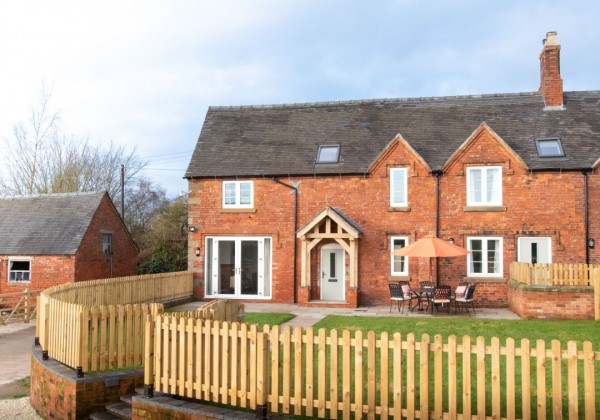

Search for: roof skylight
xmin=316 ymin=145 xmax=340 ymax=163
xmin=535 ymin=137 xmax=565 ymax=158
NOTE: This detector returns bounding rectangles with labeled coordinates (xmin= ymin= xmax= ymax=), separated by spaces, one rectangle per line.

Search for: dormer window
xmin=316 ymin=145 xmax=340 ymax=163
xmin=535 ymin=137 xmax=564 ymax=157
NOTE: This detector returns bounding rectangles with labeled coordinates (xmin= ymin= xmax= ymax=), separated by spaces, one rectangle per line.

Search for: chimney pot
xmin=544 ymin=31 xmax=558 ymax=46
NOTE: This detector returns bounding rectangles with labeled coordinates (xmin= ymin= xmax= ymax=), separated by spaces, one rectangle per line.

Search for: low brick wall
xmin=507 ymin=280 xmax=595 ymax=320
xmin=30 ymin=346 xmax=143 ymax=419
xmin=132 ymin=395 xmax=256 ymax=420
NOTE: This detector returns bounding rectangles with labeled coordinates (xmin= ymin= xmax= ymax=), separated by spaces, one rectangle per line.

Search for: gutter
xmin=432 ymin=170 xmax=443 ymax=284
xmin=583 ymin=170 xmax=591 ymax=264
xmin=272 ymin=178 xmax=299 ymax=303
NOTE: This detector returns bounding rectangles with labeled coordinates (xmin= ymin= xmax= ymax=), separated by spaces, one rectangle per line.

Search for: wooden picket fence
xmin=37 ymin=271 xmax=193 ymax=372
xmin=44 ymin=271 xmax=192 ymax=306
xmin=0 ymin=289 xmax=40 ymax=325
xmin=144 ymin=317 xmax=600 ymax=420
xmin=510 ymin=261 xmax=600 ymax=287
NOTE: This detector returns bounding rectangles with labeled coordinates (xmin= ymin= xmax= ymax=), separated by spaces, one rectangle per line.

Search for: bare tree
xmin=1 ymin=86 xmax=59 ymax=195
xmin=1 ymin=87 xmax=146 ymax=200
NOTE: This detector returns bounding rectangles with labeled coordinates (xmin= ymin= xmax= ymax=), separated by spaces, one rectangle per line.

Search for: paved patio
xmin=172 ymin=301 xmax=520 ymax=329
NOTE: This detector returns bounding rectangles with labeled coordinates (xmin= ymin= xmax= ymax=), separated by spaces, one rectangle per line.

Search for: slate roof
xmin=0 ymin=192 xmax=106 ymax=255
xmin=185 ymin=90 xmax=600 ymax=178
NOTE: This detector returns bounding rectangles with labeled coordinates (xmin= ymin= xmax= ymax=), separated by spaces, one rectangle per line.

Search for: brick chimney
xmin=539 ymin=31 xmax=564 ymax=109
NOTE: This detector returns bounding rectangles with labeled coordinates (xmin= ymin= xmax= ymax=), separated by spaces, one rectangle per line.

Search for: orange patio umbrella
xmin=392 ymin=236 xmax=470 ymax=284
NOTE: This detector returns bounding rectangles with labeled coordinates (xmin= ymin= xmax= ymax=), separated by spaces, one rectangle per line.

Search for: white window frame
xmin=467 ymin=236 xmax=503 ymax=277
xmin=8 ymin=258 xmax=32 ymax=282
xmin=222 ymin=181 xmax=254 ymax=209
xmin=390 ymin=236 xmax=409 ymax=276
xmin=466 ymin=166 xmax=502 ymax=206
xmin=205 ymin=236 xmax=272 ymax=299
xmin=390 ymin=168 xmax=408 ymax=207
xmin=517 ymin=237 xmax=552 ymax=264
xmin=102 ymin=232 xmax=113 ymax=255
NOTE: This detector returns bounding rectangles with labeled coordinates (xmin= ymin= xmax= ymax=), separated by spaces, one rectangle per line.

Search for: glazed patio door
xmin=210 ymin=237 xmax=270 ymax=298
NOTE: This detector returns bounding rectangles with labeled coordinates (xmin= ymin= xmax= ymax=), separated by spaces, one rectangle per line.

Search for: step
xmin=105 ymin=402 xmax=132 ymax=420
xmin=89 ymin=411 xmax=123 ymax=420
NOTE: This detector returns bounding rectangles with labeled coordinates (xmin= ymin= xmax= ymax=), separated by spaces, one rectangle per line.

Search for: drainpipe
xmin=433 ymin=170 xmax=442 ymax=284
xmin=584 ymin=170 xmax=590 ymax=265
xmin=272 ymin=178 xmax=299 ymax=303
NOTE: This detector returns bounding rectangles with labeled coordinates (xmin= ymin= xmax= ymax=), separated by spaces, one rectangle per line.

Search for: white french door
xmin=206 ymin=237 xmax=271 ymax=299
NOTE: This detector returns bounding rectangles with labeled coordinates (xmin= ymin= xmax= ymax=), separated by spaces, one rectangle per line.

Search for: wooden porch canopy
xmin=296 ymin=207 xmax=362 ymax=289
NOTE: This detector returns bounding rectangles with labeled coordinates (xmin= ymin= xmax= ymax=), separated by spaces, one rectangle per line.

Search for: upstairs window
xmin=467 ymin=166 xmax=502 ymax=206
xmin=9 ymin=259 xmax=31 ymax=282
xmin=103 ymin=233 xmax=113 ymax=255
xmin=316 ymin=145 xmax=340 ymax=163
xmin=391 ymin=236 xmax=409 ymax=276
xmin=390 ymin=168 xmax=408 ymax=207
xmin=535 ymin=137 xmax=564 ymax=157
xmin=223 ymin=181 xmax=254 ymax=208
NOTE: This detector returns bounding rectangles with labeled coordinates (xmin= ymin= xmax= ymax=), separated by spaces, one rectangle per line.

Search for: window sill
xmin=7 ymin=281 xmax=31 ymax=285
xmin=463 ymin=206 xmax=506 ymax=212
xmin=389 ymin=275 xmax=410 ymax=281
xmin=388 ymin=206 xmax=411 ymax=212
xmin=220 ymin=208 xmax=257 ymax=213
xmin=463 ymin=276 xmax=506 ymax=283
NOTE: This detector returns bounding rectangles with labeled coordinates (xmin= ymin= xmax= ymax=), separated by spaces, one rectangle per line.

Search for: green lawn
xmin=313 ymin=315 xmax=600 ymax=347
xmin=243 ymin=312 xmax=295 ymax=328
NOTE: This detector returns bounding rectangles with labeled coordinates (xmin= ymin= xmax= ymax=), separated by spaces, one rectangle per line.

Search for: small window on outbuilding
xmin=535 ymin=137 xmax=565 ymax=158
xmin=103 ymin=233 xmax=113 ymax=255
xmin=9 ymin=259 xmax=31 ymax=282
xmin=316 ymin=145 xmax=340 ymax=163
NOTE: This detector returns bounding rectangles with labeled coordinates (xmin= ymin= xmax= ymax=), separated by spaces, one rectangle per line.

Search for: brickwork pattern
xmin=189 ymin=124 xmax=593 ymax=308
xmin=507 ymin=281 xmax=594 ymax=320
xmin=30 ymin=346 xmax=143 ymax=419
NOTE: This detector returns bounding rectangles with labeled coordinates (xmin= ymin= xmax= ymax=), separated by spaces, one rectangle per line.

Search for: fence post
xmin=144 ymin=314 xmax=155 ymax=398
xmin=255 ymin=331 xmax=269 ymax=419
xmin=34 ymin=295 xmax=40 ymax=346
xmin=594 ymin=269 xmax=600 ymax=321
xmin=76 ymin=306 xmax=84 ymax=378
xmin=24 ymin=289 xmax=30 ymax=323
xmin=42 ymin=302 xmax=50 ymax=360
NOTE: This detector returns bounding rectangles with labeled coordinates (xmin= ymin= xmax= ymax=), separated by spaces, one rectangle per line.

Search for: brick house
xmin=185 ymin=32 xmax=600 ymax=308
xmin=0 ymin=191 xmax=139 ymax=294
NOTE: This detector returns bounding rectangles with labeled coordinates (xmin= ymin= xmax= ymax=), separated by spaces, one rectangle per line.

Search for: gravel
xmin=0 ymin=397 xmax=41 ymax=419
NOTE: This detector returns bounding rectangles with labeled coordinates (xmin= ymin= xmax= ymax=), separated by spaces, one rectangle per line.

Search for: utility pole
xmin=120 ymin=164 xmax=125 ymax=219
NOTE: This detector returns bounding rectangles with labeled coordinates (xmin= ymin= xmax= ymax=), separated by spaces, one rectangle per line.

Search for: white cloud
xmin=0 ymin=0 xmax=599 ymax=195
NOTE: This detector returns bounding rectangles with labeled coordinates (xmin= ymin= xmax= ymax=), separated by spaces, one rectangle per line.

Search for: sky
xmin=1 ymin=1 xmax=599 ymax=197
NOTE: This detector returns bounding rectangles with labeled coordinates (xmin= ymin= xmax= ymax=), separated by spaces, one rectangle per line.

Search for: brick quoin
xmin=0 ymin=194 xmax=138 ymax=294
xmin=188 ymin=124 xmax=592 ymax=308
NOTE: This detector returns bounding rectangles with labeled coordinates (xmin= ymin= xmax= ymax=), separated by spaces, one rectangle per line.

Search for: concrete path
xmin=172 ymin=301 xmax=520 ymax=329
xmin=0 ymin=322 xmax=36 ymax=386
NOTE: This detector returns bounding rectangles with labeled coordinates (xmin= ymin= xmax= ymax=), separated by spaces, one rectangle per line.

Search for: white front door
xmin=321 ymin=246 xmax=345 ymax=301
xmin=518 ymin=237 xmax=552 ymax=264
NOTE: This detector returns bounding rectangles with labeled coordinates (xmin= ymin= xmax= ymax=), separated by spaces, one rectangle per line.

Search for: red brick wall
xmin=507 ymin=281 xmax=594 ymax=320
xmin=439 ymin=126 xmax=587 ymax=298
xmin=75 ymin=194 xmax=139 ymax=281
xmin=189 ymin=126 xmax=590 ymax=308
xmin=0 ymin=255 xmax=75 ymax=294
xmin=587 ymin=169 xmax=600 ymax=264
xmin=30 ymin=347 xmax=143 ymax=418
xmin=1 ymin=195 xmax=138 ymax=294
xmin=539 ymin=40 xmax=563 ymax=107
